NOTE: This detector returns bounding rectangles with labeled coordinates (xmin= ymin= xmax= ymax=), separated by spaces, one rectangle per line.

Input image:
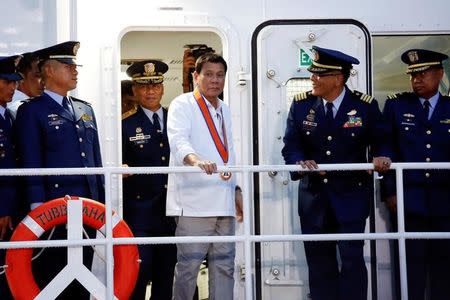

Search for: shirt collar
xmin=141 ymin=106 xmax=163 ymax=121
xmin=44 ymin=89 xmax=65 ymax=105
xmin=419 ymin=91 xmax=440 ymax=109
xmin=0 ymin=105 xmax=6 ymax=118
xmin=322 ymin=87 xmax=346 ymax=111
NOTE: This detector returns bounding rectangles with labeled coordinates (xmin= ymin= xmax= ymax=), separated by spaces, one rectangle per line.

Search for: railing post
xmin=243 ymin=168 xmax=253 ymax=300
xmin=105 ymin=171 xmax=115 ymax=299
xmin=395 ymin=166 xmax=408 ymax=300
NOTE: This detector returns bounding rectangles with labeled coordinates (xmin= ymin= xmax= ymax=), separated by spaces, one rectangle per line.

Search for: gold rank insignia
xmin=144 ymin=63 xmax=156 ymax=76
xmin=403 ymin=113 xmax=415 ymax=118
xmin=81 ymin=113 xmax=93 ymax=121
xmin=440 ymin=119 xmax=450 ymax=124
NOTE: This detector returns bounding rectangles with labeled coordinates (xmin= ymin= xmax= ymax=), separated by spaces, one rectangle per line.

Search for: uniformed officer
xmin=0 ymin=55 xmax=23 ymax=299
xmin=122 ymin=60 xmax=176 ymax=299
xmin=382 ymin=49 xmax=450 ymax=300
xmin=15 ymin=41 xmax=104 ymax=299
xmin=282 ymin=46 xmax=391 ymax=300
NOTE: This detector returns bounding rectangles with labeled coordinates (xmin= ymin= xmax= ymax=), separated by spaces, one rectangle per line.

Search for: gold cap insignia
xmin=73 ymin=43 xmax=80 ymax=56
xmin=144 ymin=63 xmax=155 ymax=76
xmin=408 ymin=51 xmax=419 ymax=63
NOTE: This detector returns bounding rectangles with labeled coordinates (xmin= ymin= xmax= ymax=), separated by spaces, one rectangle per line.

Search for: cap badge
xmin=144 ymin=63 xmax=155 ymax=76
xmin=73 ymin=43 xmax=80 ymax=56
xmin=408 ymin=51 xmax=419 ymax=63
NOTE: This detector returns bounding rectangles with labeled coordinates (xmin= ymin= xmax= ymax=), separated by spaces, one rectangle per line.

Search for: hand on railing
xmin=372 ymin=156 xmax=392 ymax=173
xmin=297 ymin=160 xmax=326 ymax=175
xmin=121 ymin=164 xmax=132 ymax=178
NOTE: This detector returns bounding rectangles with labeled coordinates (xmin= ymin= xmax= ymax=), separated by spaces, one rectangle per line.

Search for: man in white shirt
xmin=167 ymin=53 xmax=236 ymax=300
xmin=8 ymin=52 xmax=44 ymax=114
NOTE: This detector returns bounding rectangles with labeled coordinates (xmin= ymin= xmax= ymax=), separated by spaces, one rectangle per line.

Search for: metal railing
xmin=1 ymin=162 xmax=449 ymax=299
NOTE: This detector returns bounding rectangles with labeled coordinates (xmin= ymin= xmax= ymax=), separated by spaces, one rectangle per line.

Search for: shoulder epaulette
xmin=387 ymin=93 xmax=398 ymax=100
xmin=352 ymin=90 xmax=373 ymax=103
xmin=71 ymin=97 xmax=92 ymax=106
xmin=122 ymin=106 xmax=137 ymax=120
xmin=293 ymin=91 xmax=312 ymax=101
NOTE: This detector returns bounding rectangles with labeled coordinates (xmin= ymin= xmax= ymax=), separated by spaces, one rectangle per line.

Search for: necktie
xmin=423 ymin=100 xmax=430 ymax=120
xmin=2 ymin=110 xmax=12 ymax=131
xmin=325 ymin=102 xmax=334 ymax=125
xmin=152 ymin=113 xmax=161 ymax=132
xmin=62 ymin=96 xmax=74 ymax=118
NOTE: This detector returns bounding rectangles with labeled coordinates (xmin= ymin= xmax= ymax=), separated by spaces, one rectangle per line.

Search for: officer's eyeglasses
xmin=311 ymin=73 xmax=341 ymax=80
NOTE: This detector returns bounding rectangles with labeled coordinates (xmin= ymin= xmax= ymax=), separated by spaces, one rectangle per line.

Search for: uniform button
xmin=161 ymin=156 xmax=166 ymax=161
xmin=323 ymin=178 xmax=328 ymax=183
xmin=426 ymin=157 xmax=431 ymax=162
xmin=425 ymin=172 xmax=430 ymax=178
xmin=139 ymin=145 xmax=144 ymax=148
xmin=426 ymin=130 xmax=431 ymax=135
xmin=76 ymin=124 xmax=80 ymax=129
xmin=0 ymin=154 xmax=5 ymax=158
xmin=164 ymin=184 xmax=167 ymax=189
xmin=81 ymin=152 xmax=86 ymax=157
xmin=55 ymin=126 xmax=59 ymax=130
xmin=160 ymin=143 xmax=164 ymax=147
xmin=136 ymin=195 xmax=141 ymax=199
xmin=327 ymin=136 xmax=332 ymax=141
xmin=351 ymin=133 xmax=355 ymax=137
xmin=405 ymin=127 xmax=409 ymax=131
xmin=358 ymin=182 xmax=362 ymax=186
xmin=0 ymin=143 xmax=3 ymax=147
xmin=54 ymin=184 xmax=59 ymax=188
xmin=326 ymin=150 xmax=331 ymax=156
xmin=306 ymin=131 xmax=310 ymax=135
xmin=79 ymin=138 xmax=83 ymax=142
xmin=426 ymin=144 xmax=431 ymax=149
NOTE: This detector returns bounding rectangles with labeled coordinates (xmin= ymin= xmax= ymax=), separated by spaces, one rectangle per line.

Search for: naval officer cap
xmin=126 ymin=60 xmax=168 ymax=84
xmin=35 ymin=41 xmax=81 ymax=66
xmin=307 ymin=45 xmax=360 ymax=74
xmin=401 ymin=49 xmax=448 ymax=74
xmin=0 ymin=55 xmax=24 ymax=81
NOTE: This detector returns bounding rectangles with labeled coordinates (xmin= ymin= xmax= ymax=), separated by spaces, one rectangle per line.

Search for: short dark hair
xmin=121 ymin=80 xmax=134 ymax=96
xmin=194 ymin=53 xmax=227 ymax=74
xmin=17 ymin=52 xmax=39 ymax=74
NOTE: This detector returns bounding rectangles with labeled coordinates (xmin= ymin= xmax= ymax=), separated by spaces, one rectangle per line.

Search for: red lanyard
xmin=193 ymin=88 xmax=228 ymax=163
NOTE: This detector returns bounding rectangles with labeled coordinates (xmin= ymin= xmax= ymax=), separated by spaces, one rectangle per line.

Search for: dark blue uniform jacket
xmin=15 ymin=93 xmax=104 ymax=205
xmin=122 ymin=107 xmax=174 ymax=233
xmin=383 ymin=92 xmax=450 ymax=216
xmin=0 ymin=108 xmax=18 ymax=216
xmin=282 ymin=87 xmax=389 ymax=223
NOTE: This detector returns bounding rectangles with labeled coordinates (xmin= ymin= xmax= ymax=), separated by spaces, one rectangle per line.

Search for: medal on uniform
xmin=194 ymin=88 xmax=231 ymax=180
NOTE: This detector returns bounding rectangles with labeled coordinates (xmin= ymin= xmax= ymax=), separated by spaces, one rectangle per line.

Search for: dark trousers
xmin=130 ymin=229 xmax=177 ymax=300
xmin=32 ymin=225 xmax=95 ymax=300
xmin=403 ymin=214 xmax=450 ymax=300
xmin=300 ymin=205 xmax=368 ymax=300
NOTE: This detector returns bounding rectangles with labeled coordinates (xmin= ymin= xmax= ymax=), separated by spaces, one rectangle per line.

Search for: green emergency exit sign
xmin=299 ymin=49 xmax=312 ymax=68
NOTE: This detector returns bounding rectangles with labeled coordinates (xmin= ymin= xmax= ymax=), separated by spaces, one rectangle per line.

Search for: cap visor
xmin=0 ymin=73 xmax=24 ymax=81
xmin=56 ymin=58 xmax=82 ymax=66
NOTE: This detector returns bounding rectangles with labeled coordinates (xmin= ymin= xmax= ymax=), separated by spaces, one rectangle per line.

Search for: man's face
xmin=45 ymin=60 xmax=78 ymax=92
xmin=20 ymin=60 xmax=44 ymax=97
xmin=194 ymin=62 xmax=226 ymax=101
xmin=132 ymin=83 xmax=164 ymax=111
xmin=410 ymin=67 xmax=443 ymax=99
xmin=310 ymin=72 xmax=343 ymax=100
xmin=0 ymin=79 xmax=18 ymax=106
